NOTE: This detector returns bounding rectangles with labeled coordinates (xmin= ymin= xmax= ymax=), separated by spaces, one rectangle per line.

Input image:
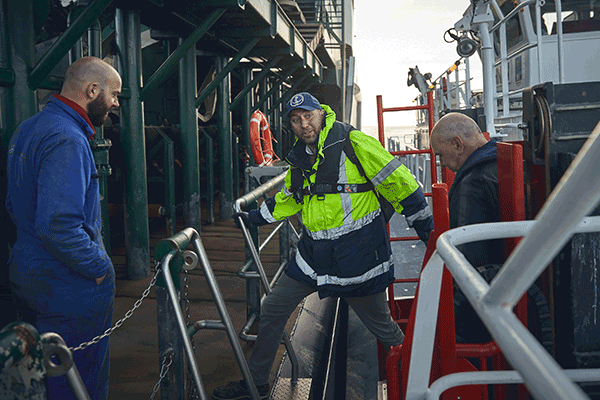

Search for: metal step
xmin=270 ymin=378 xmax=311 ymax=400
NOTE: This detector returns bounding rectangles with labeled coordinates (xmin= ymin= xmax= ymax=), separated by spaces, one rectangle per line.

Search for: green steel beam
xmin=213 ymin=27 xmax=270 ymax=38
xmin=252 ymin=66 xmax=297 ymax=112
xmin=115 ymin=8 xmax=150 ymax=280
xmin=140 ymin=8 xmax=225 ymax=102
xmin=267 ymin=70 xmax=312 ymax=116
xmin=216 ymin=56 xmax=233 ymax=220
xmin=0 ymin=68 xmax=14 ymax=87
xmin=197 ymin=0 xmax=246 ymax=7
xmin=28 ymin=0 xmax=113 ymax=91
xmin=229 ymin=56 xmax=281 ymax=111
xmin=194 ymin=37 xmax=260 ymax=109
xmin=178 ymin=44 xmax=201 ymax=232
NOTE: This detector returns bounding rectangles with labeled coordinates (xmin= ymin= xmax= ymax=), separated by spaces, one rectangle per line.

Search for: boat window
xmin=536 ymin=0 xmax=600 ymax=35
xmin=492 ymin=14 xmax=523 ymax=56
xmin=490 ymin=0 xmax=524 ymax=55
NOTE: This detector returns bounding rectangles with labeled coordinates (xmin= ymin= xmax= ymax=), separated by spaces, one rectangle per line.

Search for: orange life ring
xmin=249 ymin=110 xmax=278 ymax=166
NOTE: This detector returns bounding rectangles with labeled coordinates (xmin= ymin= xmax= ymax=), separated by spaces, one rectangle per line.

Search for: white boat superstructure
xmin=410 ymin=0 xmax=600 ymax=141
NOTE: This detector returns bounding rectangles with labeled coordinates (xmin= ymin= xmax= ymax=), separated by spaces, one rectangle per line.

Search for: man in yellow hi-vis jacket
xmin=213 ymin=92 xmax=434 ymax=400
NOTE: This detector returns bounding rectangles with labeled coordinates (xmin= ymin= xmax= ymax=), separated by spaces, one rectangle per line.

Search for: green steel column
xmin=241 ymin=67 xmax=260 ymax=319
xmin=199 ymin=128 xmax=214 ymax=224
xmin=88 ymin=18 xmax=112 ymax=255
xmin=178 ymin=43 xmax=201 ymax=232
xmin=216 ymin=56 xmax=233 ymax=219
xmin=273 ymin=84 xmax=282 ymax=157
xmin=115 ymin=8 xmax=150 ymax=279
xmin=259 ymin=75 xmax=267 ymax=114
xmin=4 ymin=0 xmax=37 ymax=144
xmin=241 ymin=67 xmax=253 ymax=165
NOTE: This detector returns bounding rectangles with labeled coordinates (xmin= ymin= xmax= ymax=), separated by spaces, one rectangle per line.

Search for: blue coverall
xmin=6 ymin=95 xmax=115 ymax=400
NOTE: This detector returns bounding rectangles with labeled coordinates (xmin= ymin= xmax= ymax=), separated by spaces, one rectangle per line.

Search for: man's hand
xmin=233 ymin=212 xmax=252 ymax=230
xmin=412 ymin=217 xmax=434 ymax=244
xmin=95 ymin=273 xmax=107 ymax=285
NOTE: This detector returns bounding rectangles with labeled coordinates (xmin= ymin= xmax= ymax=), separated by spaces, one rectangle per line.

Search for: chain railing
xmin=68 ymin=262 xmax=160 ymax=352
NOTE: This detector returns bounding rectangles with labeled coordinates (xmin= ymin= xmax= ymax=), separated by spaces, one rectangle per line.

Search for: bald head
xmin=60 ymin=57 xmax=122 ymax=126
xmin=61 ymin=57 xmax=120 ymax=96
xmin=430 ymin=113 xmax=488 ymax=172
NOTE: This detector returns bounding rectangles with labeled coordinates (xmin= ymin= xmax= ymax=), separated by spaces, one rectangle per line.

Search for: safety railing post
xmin=189 ymin=233 xmax=262 ymax=400
xmin=156 ymin=284 xmax=186 ymax=399
xmin=158 ymin=252 xmax=207 ymax=399
xmin=234 ymin=173 xmax=300 ymax=383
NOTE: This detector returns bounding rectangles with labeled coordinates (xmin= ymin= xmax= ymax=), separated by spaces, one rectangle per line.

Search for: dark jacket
xmin=448 ymin=140 xmax=504 ymax=268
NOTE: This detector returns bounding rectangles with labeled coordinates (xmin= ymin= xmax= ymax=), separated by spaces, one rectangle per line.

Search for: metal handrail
xmin=406 ymin=120 xmax=600 ymax=399
xmin=155 ymin=228 xmax=262 ymax=400
xmin=233 ymin=172 xmax=300 ymax=383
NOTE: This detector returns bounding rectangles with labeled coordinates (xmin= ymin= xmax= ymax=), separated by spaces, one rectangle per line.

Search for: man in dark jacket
xmin=431 ymin=112 xmax=503 ymax=343
xmin=6 ymin=56 xmax=121 ymax=400
xmin=430 ymin=112 xmax=503 ymax=267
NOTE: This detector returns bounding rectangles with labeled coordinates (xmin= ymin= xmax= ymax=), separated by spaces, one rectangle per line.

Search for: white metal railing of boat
xmin=483 ymin=0 xmax=566 ymax=122
xmin=405 ymin=119 xmax=600 ymax=400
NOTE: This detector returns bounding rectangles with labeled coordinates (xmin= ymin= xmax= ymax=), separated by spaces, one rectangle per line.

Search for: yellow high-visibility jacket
xmin=249 ymin=105 xmax=433 ymax=298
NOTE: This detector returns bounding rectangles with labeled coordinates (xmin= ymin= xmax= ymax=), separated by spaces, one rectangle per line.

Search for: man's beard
xmin=88 ymin=93 xmax=112 ymax=127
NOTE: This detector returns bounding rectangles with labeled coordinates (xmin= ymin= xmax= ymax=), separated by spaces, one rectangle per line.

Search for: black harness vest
xmin=288 ymin=121 xmax=373 ymax=203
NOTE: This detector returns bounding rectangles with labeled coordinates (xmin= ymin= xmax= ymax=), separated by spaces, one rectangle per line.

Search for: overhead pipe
xmin=67 ymin=8 xmax=83 ymax=65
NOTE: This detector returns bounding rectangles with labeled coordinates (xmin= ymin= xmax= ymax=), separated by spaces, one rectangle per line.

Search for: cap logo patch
xmin=290 ymin=94 xmax=305 ymax=107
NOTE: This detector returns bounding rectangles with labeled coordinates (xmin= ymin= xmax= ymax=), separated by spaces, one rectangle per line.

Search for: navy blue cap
xmin=285 ymin=92 xmax=322 ymax=119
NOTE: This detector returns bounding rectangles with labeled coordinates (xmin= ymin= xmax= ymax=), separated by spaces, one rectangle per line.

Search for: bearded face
xmin=87 ymin=89 xmax=114 ymax=127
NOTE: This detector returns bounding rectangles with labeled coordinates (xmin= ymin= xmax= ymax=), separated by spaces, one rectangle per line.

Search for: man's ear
xmin=451 ymin=136 xmax=463 ymax=150
xmin=86 ymin=83 xmax=99 ymax=99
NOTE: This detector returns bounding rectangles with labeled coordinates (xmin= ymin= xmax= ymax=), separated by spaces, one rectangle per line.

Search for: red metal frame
xmin=376 ymin=92 xmax=436 ymax=244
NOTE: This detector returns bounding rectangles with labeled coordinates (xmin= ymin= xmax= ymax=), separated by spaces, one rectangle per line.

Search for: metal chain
xmin=149 ymin=350 xmax=173 ymax=400
xmin=183 ymin=269 xmax=199 ymax=399
xmin=69 ymin=260 xmax=161 ymax=352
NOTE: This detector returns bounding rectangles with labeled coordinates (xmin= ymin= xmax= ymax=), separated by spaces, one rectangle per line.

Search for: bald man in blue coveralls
xmin=6 ymin=56 xmax=121 ymax=400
